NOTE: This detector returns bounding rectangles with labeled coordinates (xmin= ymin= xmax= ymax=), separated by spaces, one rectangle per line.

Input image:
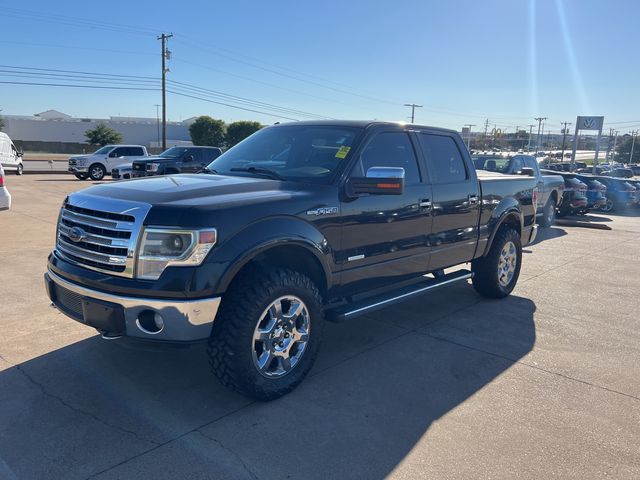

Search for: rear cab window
xmin=416 ymin=133 xmax=467 ymax=184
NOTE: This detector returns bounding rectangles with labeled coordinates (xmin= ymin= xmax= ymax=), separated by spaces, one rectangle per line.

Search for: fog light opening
xmin=136 ymin=310 xmax=164 ymax=334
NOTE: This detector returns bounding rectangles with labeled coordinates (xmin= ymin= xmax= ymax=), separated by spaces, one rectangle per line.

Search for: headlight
xmin=136 ymin=228 xmax=217 ymax=280
xmin=147 ymin=163 xmax=160 ymax=172
xmin=76 ymin=158 xmax=87 ymax=166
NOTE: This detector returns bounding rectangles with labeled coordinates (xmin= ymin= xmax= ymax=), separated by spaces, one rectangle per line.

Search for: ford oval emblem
xmin=68 ymin=226 xmax=86 ymax=243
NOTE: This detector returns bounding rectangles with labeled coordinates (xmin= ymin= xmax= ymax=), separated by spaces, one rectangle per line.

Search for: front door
xmin=415 ymin=132 xmax=480 ymax=271
xmin=339 ymin=130 xmax=433 ymax=294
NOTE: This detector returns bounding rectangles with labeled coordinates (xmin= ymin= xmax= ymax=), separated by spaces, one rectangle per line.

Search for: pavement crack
xmin=196 ymin=430 xmax=260 ymax=480
xmin=419 ymin=331 xmax=640 ymax=402
xmin=12 ymin=362 xmax=160 ymax=447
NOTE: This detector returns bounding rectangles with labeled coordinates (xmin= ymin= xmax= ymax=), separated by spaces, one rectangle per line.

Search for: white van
xmin=0 ymin=132 xmax=24 ymax=175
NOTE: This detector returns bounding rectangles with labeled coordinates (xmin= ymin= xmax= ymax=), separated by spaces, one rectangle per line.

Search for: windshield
xmin=159 ymin=147 xmax=189 ymax=158
xmin=94 ymin=146 xmax=113 ymax=154
xmin=208 ymin=125 xmax=361 ymax=183
xmin=473 ymin=156 xmax=511 ymax=173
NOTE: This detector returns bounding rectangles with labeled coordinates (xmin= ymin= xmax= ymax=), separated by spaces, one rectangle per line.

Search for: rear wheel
xmin=88 ymin=163 xmax=106 ymax=181
xmin=15 ymin=163 xmax=23 ymax=175
xmin=472 ymin=227 xmax=522 ymax=299
xmin=207 ymin=267 xmax=324 ymax=401
xmin=539 ymin=198 xmax=556 ymax=227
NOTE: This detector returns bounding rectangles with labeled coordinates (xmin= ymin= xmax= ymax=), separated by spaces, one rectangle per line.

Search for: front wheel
xmin=88 ymin=163 xmax=106 ymax=181
xmin=539 ymin=198 xmax=556 ymax=227
xmin=16 ymin=163 xmax=23 ymax=175
xmin=472 ymin=227 xmax=522 ymax=299
xmin=599 ymin=199 xmax=614 ymax=212
xmin=207 ymin=267 xmax=324 ymax=401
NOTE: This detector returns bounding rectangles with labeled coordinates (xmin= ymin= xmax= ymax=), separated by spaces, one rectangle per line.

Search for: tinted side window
xmin=417 ymin=134 xmax=467 ymax=183
xmin=353 ymin=132 xmax=421 ymax=184
xmin=130 ymin=147 xmax=144 ymax=156
xmin=110 ymin=147 xmax=124 ymax=157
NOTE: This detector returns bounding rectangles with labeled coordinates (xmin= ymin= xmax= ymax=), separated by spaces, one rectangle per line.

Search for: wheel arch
xmin=481 ymin=207 xmax=523 ymax=257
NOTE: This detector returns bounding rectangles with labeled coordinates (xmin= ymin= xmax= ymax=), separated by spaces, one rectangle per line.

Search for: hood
xmin=69 ymin=154 xmax=91 ymax=161
xmin=73 ymin=174 xmax=304 ymax=210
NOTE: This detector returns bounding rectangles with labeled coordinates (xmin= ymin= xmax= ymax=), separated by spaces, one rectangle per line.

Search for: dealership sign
xmin=571 ymin=116 xmax=604 ymax=171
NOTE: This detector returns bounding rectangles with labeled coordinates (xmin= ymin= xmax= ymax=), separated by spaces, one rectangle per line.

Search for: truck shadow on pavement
xmin=0 ymin=288 xmax=536 ymax=479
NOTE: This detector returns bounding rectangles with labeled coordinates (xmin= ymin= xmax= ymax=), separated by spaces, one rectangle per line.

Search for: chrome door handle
xmin=468 ymin=194 xmax=479 ymax=205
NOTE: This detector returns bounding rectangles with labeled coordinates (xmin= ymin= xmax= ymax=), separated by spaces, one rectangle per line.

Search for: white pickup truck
xmin=68 ymin=145 xmax=149 ymax=180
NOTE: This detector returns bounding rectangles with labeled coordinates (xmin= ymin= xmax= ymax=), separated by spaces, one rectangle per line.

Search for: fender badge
xmin=306 ymin=207 xmax=338 ymax=216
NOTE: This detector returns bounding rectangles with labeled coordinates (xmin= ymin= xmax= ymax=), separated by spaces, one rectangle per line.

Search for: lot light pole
xmin=611 ymin=130 xmax=619 ymax=162
xmin=403 ymin=103 xmax=422 ymax=123
xmin=527 ymin=124 xmax=535 ymax=152
xmin=464 ymin=124 xmax=475 ymax=150
xmin=158 ymin=33 xmax=173 ymax=150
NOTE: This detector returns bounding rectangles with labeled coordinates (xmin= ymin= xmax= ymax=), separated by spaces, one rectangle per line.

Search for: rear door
xmin=339 ymin=129 xmax=433 ymax=293
xmin=415 ymin=132 xmax=480 ymax=271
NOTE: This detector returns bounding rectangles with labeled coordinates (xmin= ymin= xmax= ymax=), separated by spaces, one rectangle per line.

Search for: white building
xmin=2 ymin=110 xmax=192 ymax=147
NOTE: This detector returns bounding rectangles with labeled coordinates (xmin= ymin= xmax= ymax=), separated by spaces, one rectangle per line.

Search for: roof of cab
xmin=269 ymin=120 xmax=458 ymax=134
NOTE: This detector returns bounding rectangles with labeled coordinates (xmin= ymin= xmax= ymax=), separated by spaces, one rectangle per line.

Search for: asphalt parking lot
xmin=1 ymin=174 xmax=639 ymax=479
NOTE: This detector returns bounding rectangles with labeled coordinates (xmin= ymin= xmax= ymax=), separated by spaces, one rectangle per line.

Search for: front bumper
xmin=45 ymin=269 xmax=221 ymax=342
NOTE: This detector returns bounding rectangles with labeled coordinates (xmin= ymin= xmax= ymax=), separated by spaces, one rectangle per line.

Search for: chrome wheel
xmin=498 ymin=241 xmax=517 ymax=287
xmin=252 ymin=295 xmax=310 ymax=378
xmin=90 ymin=165 xmax=105 ymax=180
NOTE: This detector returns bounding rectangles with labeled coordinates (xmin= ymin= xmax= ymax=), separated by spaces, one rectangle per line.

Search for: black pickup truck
xmin=45 ymin=121 xmax=538 ymax=400
xmin=131 ymin=146 xmax=223 ymax=177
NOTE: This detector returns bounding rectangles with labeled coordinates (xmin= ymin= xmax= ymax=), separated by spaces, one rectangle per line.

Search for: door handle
xmin=468 ymin=194 xmax=479 ymax=205
xmin=419 ymin=199 xmax=432 ymax=209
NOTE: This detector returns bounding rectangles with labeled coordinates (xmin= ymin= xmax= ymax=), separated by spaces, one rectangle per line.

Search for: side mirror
xmin=520 ymin=167 xmax=535 ymax=177
xmin=346 ymin=166 xmax=405 ymax=197
xmin=184 ymin=155 xmax=194 ymax=162
xmin=16 ymin=151 xmax=23 ymax=157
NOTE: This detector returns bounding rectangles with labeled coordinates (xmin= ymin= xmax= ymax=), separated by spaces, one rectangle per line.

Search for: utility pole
xmin=158 ymin=33 xmax=173 ymax=150
xmin=611 ymin=130 xmax=619 ymax=162
xmin=560 ymin=121 xmax=572 ymax=164
xmin=534 ymin=117 xmax=547 ymax=154
xmin=154 ymin=104 xmax=161 ymax=148
xmin=527 ymin=124 xmax=535 ymax=152
xmin=403 ymin=103 xmax=422 ymax=123
xmin=463 ymin=124 xmax=475 ymax=150
xmin=630 ymin=130 xmax=638 ymax=164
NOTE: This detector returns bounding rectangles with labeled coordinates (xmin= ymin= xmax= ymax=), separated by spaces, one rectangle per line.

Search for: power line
xmin=404 ymin=103 xmax=422 ymax=123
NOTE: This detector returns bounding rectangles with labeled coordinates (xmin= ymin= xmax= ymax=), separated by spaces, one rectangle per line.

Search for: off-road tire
xmin=539 ymin=198 xmax=556 ymax=227
xmin=88 ymin=163 xmax=106 ymax=181
xmin=207 ymin=267 xmax=324 ymax=401
xmin=472 ymin=227 xmax=522 ymax=299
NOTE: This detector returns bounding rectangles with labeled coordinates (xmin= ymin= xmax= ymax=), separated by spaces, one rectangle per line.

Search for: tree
xmin=85 ymin=122 xmax=123 ymax=146
xmin=189 ymin=116 xmax=226 ymax=147
xmin=615 ymin=134 xmax=640 ymax=163
xmin=226 ymin=121 xmax=262 ymax=147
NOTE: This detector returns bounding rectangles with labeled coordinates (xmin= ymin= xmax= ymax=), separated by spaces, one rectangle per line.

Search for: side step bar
xmin=325 ymin=269 xmax=473 ymax=322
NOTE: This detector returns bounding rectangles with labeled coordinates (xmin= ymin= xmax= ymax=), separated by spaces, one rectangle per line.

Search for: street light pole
xmin=403 ymin=103 xmax=422 ymax=123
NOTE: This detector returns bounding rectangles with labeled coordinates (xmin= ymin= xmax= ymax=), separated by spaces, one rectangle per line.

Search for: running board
xmin=325 ymin=269 xmax=473 ymax=322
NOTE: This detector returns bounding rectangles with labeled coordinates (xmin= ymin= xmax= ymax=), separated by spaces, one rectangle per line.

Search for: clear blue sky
xmin=1 ymin=0 xmax=639 ymax=133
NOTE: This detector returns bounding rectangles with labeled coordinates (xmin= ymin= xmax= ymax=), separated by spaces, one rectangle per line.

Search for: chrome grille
xmin=55 ymin=193 xmax=151 ymax=277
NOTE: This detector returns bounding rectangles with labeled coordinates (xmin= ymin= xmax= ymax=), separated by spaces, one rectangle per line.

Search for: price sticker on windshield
xmin=335 ymin=146 xmax=351 ymax=159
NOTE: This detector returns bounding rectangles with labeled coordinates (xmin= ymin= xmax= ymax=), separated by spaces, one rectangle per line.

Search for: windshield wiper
xmin=229 ymin=166 xmax=284 ymax=180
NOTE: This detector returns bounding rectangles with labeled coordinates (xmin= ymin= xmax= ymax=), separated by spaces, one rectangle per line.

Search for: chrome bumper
xmin=45 ymin=269 xmax=221 ymax=342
